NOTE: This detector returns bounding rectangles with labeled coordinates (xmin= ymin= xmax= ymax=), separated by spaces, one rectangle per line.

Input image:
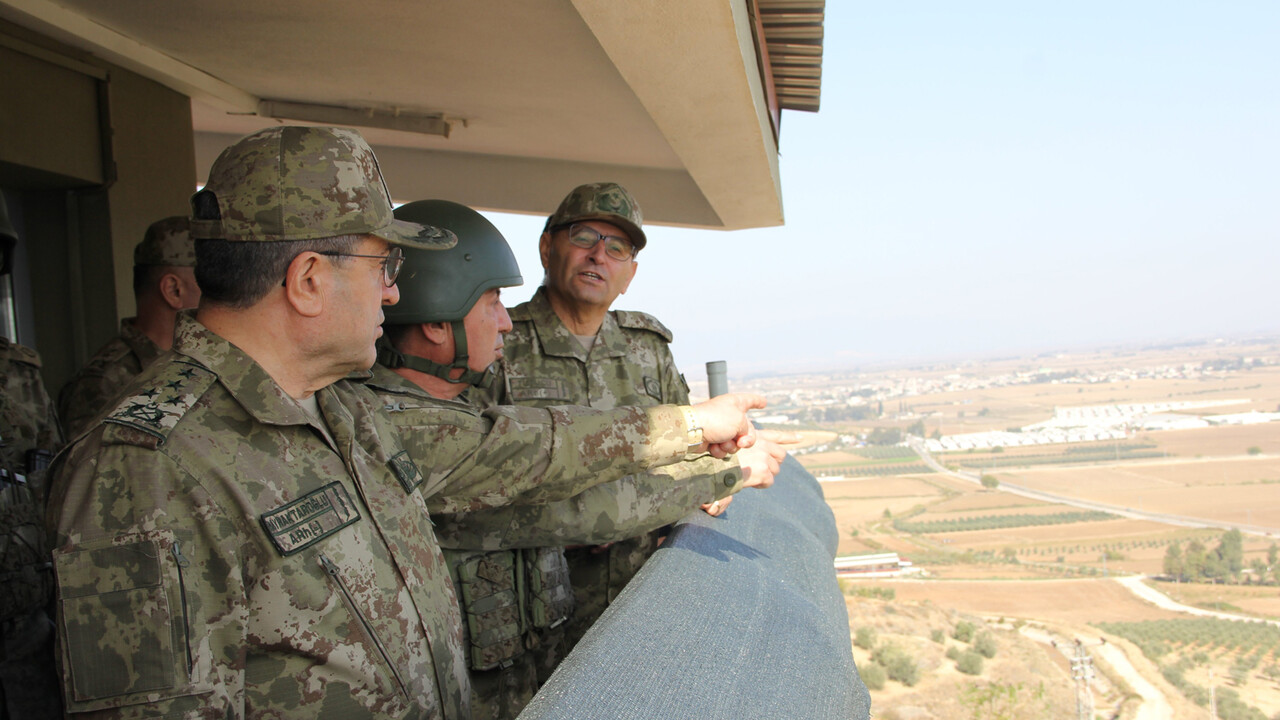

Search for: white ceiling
xmin=0 ymin=0 xmax=806 ymax=229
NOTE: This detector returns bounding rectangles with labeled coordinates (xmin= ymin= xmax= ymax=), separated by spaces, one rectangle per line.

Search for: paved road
xmin=907 ymin=438 xmax=1280 ymax=537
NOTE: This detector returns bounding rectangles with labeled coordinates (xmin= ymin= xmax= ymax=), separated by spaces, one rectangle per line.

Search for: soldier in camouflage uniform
xmin=0 ymin=191 xmax=64 ymax=720
xmin=58 ymin=215 xmax=200 ymax=436
xmin=490 ymin=182 xmax=786 ymax=674
xmin=47 ymin=128 xmax=765 ymax=720
xmin=369 ymin=201 xmax=763 ymax=720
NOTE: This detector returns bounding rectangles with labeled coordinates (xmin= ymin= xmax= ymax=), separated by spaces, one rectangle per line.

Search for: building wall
xmin=0 ymin=22 xmax=194 ymax=395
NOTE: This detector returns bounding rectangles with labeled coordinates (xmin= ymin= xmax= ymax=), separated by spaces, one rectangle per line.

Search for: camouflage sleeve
xmin=409 ymin=403 xmax=692 ymax=514
xmin=48 ymin=438 xmax=245 ymax=717
xmin=657 ymin=343 xmax=690 ymax=405
xmin=56 ymin=371 xmax=120 ymax=439
xmin=431 ymin=454 xmax=745 ymax=550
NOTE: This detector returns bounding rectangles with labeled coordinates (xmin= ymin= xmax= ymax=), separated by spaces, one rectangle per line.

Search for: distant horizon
xmin=484 ymin=3 xmax=1279 ymax=383
xmin=708 ymin=329 xmax=1280 ymax=383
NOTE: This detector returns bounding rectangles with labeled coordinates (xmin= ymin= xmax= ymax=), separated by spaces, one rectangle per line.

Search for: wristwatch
xmin=679 ymin=406 xmax=704 ymax=454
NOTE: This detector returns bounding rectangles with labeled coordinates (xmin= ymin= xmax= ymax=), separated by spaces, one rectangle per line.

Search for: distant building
xmin=834 ymin=552 xmax=918 ymax=578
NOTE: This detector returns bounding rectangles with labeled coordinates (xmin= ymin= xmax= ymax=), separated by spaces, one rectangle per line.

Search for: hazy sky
xmin=484 ymin=2 xmax=1280 ymax=381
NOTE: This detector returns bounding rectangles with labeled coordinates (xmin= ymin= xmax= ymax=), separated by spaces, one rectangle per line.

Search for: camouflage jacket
xmin=429 ymin=386 xmax=740 ymax=551
xmin=363 ymin=364 xmax=697 ymax=515
xmin=47 ymin=315 xmax=470 ymax=720
xmin=0 ymin=336 xmax=63 ymax=621
xmin=485 ymin=288 xmax=741 ymax=515
xmin=57 ymin=318 xmax=162 ymax=438
xmin=487 ymin=288 xmax=692 ymax=409
xmin=0 ymin=336 xmax=62 ymax=474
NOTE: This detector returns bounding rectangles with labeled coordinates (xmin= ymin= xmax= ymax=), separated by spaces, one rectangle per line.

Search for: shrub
xmin=954 ymin=620 xmax=976 ymax=643
xmin=930 ymin=629 xmax=945 ymax=644
xmin=872 ymin=644 xmax=920 ymax=687
xmin=854 ymin=626 xmax=877 ymax=650
xmin=860 ymin=662 xmax=886 ymax=691
xmin=980 ymin=474 xmax=999 ymax=489
xmin=1248 ymin=446 xmax=1263 ymax=455
xmin=957 ymin=650 xmax=985 ymax=675
xmin=974 ymin=632 xmax=998 ymax=659
xmin=946 ymin=646 xmax=961 ymax=660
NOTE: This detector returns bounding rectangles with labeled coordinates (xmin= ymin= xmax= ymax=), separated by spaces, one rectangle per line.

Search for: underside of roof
xmin=0 ymin=0 xmax=824 ymax=230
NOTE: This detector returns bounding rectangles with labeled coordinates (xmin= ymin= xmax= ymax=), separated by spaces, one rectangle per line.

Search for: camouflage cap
xmin=190 ymin=126 xmax=456 ymax=250
xmin=543 ymin=182 xmax=646 ymax=250
xmin=134 ymin=216 xmax=196 ymax=267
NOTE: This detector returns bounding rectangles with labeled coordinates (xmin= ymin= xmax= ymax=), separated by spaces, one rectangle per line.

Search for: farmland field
xmin=1142 ymin=423 xmax=1280 ymax=457
xmin=1146 ymin=580 xmax=1280 ymax=620
xmin=996 ymin=457 xmax=1280 ymax=529
xmin=850 ymin=578 xmax=1185 ymax=624
xmin=783 ymin=341 xmax=1280 ymax=716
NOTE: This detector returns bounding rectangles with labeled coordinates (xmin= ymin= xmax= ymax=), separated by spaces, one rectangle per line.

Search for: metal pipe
xmin=706 ymin=360 xmax=728 ymax=398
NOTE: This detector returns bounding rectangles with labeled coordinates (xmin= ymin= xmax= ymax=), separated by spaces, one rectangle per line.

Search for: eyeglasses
xmin=319 ymin=246 xmax=404 ymax=287
xmin=564 ymin=223 xmax=635 ymax=262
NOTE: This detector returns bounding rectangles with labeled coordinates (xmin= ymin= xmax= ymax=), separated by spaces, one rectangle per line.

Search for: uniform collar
xmin=172 ymin=313 xmax=320 ymax=428
xmin=119 ymin=317 xmax=164 ymax=366
xmin=365 ymin=363 xmax=477 ymax=410
xmin=526 ymin=287 xmax=629 ymax=362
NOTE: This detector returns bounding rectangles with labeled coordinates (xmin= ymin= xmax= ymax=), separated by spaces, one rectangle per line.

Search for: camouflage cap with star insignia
xmin=190 ymin=126 xmax=457 ymax=251
xmin=543 ymin=182 xmax=646 ymax=250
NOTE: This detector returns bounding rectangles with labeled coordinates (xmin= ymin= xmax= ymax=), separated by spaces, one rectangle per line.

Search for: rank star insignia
xmin=178 ymin=368 xmax=197 ymax=379
xmin=140 ymin=388 xmax=160 ymax=399
xmin=165 ymin=380 xmax=183 ymax=391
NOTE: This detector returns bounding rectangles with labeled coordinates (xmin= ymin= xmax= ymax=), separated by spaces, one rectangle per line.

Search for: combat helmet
xmin=380 ymin=200 xmax=523 ymax=386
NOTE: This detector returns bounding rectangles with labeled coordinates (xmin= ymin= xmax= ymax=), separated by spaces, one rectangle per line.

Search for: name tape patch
xmin=260 ymin=482 xmax=360 ymax=556
xmin=508 ymin=376 xmax=570 ymax=402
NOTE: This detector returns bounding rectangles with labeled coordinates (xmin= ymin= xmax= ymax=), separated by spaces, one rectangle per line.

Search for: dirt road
xmin=1114 ymin=574 xmax=1280 ymax=627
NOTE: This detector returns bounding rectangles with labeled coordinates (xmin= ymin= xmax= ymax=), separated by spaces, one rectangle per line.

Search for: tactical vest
xmin=445 ymin=547 xmax=574 ymax=671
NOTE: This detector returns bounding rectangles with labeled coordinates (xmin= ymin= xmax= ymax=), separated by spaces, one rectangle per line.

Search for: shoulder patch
xmin=0 ymin=339 xmax=42 ymax=368
xmin=614 ymin=310 xmax=673 ymax=342
xmin=102 ymin=361 xmax=215 ymax=448
xmin=387 ymin=451 xmax=425 ymax=493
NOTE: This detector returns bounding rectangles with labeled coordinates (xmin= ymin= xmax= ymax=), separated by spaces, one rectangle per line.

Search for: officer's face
xmin=328 ymin=236 xmax=401 ymax=372
xmin=539 ymin=220 xmax=637 ymax=313
xmin=461 ymin=288 xmax=513 ymax=372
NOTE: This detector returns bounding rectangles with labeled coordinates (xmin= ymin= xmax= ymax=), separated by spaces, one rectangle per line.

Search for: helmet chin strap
xmin=378 ymin=322 xmax=492 ymax=387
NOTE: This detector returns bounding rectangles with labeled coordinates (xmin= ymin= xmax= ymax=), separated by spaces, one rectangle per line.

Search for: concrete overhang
xmin=0 ymin=0 xmax=823 ymax=230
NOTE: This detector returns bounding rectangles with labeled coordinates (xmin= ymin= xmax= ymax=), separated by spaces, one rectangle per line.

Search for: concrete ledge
xmin=519 ymin=456 xmax=869 ymax=719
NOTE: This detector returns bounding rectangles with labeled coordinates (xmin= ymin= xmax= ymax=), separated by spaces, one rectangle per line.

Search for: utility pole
xmin=1209 ymin=667 xmax=1217 ymax=720
xmin=1071 ymin=639 xmax=1095 ymax=720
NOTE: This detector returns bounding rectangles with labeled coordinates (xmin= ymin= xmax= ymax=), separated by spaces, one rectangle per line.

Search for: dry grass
xmin=1144 ymin=423 xmax=1280 ymax=457
xmin=1148 ymin=579 xmax=1280 ymax=620
xmin=927 ymin=493 xmax=1048 ymax=513
xmin=821 ymin=476 xmax=944 ymax=500
xmin=845 ymin=596 xmax=1077 ymax=718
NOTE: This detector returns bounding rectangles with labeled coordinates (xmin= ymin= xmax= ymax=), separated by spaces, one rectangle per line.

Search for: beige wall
xmin=0 ymin=23 xmax=195 ymax=393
